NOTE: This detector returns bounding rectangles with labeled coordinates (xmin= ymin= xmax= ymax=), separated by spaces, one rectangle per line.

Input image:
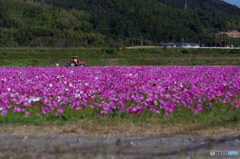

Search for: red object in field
xmin=65 ymin=56 xmax=86 ymax=67
xmin=78 ymin=61 xmax=85 ymax=64
xmin=71 ymin=56 xmax=79 ymax=58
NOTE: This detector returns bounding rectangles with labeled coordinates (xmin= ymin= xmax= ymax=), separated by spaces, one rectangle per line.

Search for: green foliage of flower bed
xmin=1 ymin=98 xmax=240 ymax=131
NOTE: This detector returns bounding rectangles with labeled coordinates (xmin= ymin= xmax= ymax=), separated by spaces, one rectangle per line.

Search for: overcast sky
xmin=224 ymin=0 xmax=240 ymax=7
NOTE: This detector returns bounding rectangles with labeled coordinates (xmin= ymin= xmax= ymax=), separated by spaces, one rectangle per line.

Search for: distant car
xmin=164 ymin=43 xmax=176 ymax=48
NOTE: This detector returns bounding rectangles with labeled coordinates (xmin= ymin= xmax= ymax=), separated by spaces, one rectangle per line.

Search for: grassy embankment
xmin=0 ymin=48 xmax=240 ymax=66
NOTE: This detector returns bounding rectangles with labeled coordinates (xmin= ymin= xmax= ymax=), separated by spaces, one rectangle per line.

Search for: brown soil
xmin=1 ymin=122 xmax=240 ymax=137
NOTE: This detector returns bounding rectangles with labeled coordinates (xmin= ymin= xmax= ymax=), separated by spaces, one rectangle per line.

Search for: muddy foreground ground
xmin=0 ymin=133 xmax=240 ymax=159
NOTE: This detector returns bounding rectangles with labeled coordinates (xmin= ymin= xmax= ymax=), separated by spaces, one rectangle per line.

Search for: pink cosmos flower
xmin=13 ymin=107 xmax=17 ymax=113
xmin=55 ymin=112 xmax=59 ymax=116
xmin=169 ymin=107 xmax=174 ymax=113
xmin=17 ymin=108 xmax=21 ymax=113
xmin=1 ymin=103 xmax=6 ymax=108
xmin=42 ymin=109 xmax=47 ymax=114
xmin=57 ymin=108 xmax=64 ymax=114
xmin=194 ymin=109 xmax=198 ymax=114
xmin=165 ymin=112 xmax=169 ymax=116
xmin=132 ymin=107 xmax=137 ymax=112
xmin=34 ymin=103 xmax=38 ymax=108
xmin=197 ymin=104 xmax=202 ymax=108
xmin=1 ymin=109 xmax=7 ymax=116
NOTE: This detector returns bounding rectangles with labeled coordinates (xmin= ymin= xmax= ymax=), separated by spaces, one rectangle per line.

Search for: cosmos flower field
xmin=0 ymin=66 xmax=240 ymax=117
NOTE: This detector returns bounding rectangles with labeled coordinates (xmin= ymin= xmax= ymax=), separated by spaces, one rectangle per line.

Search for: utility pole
xmin=185 ymin=0 xmax=187 ymax=13
xmin=215 ymin=33 xmax=217 ymax=47
xmin=141 ymin=39 xmax=143 ymax=46
xmin=182 ymin=38 xmax=184 ymax=44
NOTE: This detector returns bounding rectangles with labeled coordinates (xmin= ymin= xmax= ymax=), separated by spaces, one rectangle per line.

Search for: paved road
xmin=1 ymin=47 xmax=240 ymax=50
xmin=0 ymin=134 xmax=239 ymax=159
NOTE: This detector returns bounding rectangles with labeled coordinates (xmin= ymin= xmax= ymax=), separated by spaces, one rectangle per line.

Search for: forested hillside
xmin=1 ymin=0 xmax=240 ymax=47
xmin=0 ymin=0 xmax=105 ymax=47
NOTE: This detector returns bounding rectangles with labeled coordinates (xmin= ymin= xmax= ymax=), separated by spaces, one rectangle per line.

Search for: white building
xmin=180 ymin=43 xmax=200 ymax=48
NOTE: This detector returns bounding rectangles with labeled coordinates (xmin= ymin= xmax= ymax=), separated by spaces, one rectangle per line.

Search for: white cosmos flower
xmin=32 ymin=97 xmax=40 ymax=102
xmin=36 ymin=76 xmax=38 ymax=78
xmin=49 ymin=84 xmax=53 ymax=87
xmin=75 ymin=94 xmax=81 ymax=97
xmin=64 ymin=81 xmax=67 ymax=84
xmin=7 ymin=88 xmax=11 ymax=91
xmin=95 ymin=77 xmax=98 ymax=80
xmin=0 ymin=108 xmax=2 ymax=111
xmin=85 ymin=83 xmax=88 ymax=86
xmin=80 ymin=91 xmax=83 ymax=94
xmin=69 ymin=83 xmax=72 ymax=87
xmin=65 ymin=88 xmax=68 ymax=91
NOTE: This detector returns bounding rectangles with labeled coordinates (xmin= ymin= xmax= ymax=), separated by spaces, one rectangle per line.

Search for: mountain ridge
xmin=1 ymin=0 xmax=240 ymax=47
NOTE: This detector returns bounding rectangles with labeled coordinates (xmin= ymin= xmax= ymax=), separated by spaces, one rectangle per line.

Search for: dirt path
xmin=0 ymin=133 xmax=239 ymax=159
